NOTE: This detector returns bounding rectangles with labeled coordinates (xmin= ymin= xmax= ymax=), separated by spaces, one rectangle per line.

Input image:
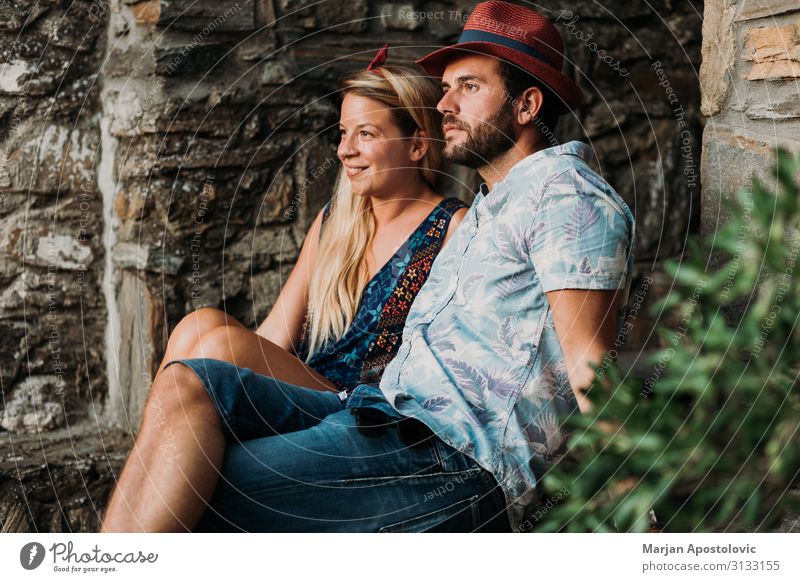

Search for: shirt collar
xmin=475 ymin=141 xmax=592 ymax=219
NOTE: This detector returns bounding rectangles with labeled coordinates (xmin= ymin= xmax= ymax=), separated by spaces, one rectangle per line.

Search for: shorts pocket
xmin=378 ymin=495 xmax=480 ymax=533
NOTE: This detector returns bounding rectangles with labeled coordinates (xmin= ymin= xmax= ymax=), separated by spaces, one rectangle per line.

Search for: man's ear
xmin=409 ymin=129 xmax=429 ymax=162
xmin=516 ymin=86 xmax=544 ymax=126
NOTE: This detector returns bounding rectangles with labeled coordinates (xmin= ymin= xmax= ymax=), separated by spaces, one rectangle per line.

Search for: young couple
xmin=102 ymin=1 xmax=635 ymax=533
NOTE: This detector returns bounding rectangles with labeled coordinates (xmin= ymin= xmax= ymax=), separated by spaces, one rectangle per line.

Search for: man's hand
xmin=546 ymin=288 xmax=622 ymax=413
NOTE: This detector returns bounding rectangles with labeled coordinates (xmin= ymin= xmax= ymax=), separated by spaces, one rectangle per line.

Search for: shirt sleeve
xmin=529 ymin=169 xmax=633 ymax=293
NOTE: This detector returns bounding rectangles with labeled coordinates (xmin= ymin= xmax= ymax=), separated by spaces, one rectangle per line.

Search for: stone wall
xmin=0 ymin=0 xmax=705 ymax=531
xmin=101 ymin=0 xmax=705 ymax=427
xmin=700 ymin=0 xmax=800 ymax=237
xmin=0 ymin=1 xmax=109 ymax=434
xmin=697 ymin=0 xmax=800 ymax=534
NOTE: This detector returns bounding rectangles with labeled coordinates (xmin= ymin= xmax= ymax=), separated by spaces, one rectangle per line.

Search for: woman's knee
xmin=167 ymin=308 xmax=243 ymax=357
xmin=147 ymin=362 xmax=212 ymax=419
xmin=187 ymin=325 xmax=248 ymax=361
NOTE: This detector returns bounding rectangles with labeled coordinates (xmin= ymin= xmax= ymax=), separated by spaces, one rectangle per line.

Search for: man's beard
xmin=443 ymin=101 xmax=517 ymax=168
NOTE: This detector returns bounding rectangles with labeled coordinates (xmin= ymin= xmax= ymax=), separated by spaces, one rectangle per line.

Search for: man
xmin=102 ymin=1 xmax=633 ymax=532
xmin=388 ymin=0 xmax=635 ymax=528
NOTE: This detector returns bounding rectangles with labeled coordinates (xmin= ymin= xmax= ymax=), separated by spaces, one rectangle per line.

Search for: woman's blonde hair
xmin=303 ymin=64 xmax=444 ymax=360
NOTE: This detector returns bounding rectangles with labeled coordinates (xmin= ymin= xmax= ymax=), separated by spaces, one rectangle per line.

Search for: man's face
xmin=437 ymin=54 xmax=517 ymax=168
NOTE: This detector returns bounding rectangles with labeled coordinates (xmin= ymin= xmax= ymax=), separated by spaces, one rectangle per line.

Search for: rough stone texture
xmin=110 ymin=271 xmax=167 ymax=431
xmin=0 ymin=0 xmax=720 ymax=531
xmin=700 ymin=0 xmax=800 ymax=240
xmin=551 ymin=1 xmax=705 ymax=264
xmin=0 ymin=423 xmax=129 ymax=533
xmin=158 ymin=0 xmax=257 ymax=32
xmin=0 ymin=1 xmax=109 ymax=431
xmin=0 ymin=376 xmax=66 ymax=433
xmin=736 ymin=0 xmax=800 ymax=22
xmin=742 ymin=22 xmax=800 ymax=80
xmin=700 ymin=0 xmax=737 ymax=116
xmin=699 ymin=2 xmax=800 ymax=531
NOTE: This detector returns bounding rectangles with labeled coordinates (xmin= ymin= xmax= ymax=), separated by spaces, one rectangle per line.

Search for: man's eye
xmin=339 ymin=128 xmax=346 ymax=136
xmin=464 ymin=82 xmax=478 ymax=92
xmin=360 ymin=130 xmax=372 ymax=137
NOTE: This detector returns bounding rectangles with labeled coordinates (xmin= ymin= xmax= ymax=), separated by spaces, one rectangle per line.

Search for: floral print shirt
xmin=376 ymin=141 xmax=635 ymax=530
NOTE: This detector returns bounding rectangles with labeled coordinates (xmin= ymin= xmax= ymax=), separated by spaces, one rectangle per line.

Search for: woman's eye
xmin=360 ymin=130 xmax=372 ymax=137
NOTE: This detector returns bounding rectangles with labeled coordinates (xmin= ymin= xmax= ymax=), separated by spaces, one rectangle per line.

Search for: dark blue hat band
xmin=457 ymin=29 xmax=556 ymax=69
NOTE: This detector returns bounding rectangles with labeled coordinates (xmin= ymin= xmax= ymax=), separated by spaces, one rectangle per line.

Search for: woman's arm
xmin=255 ymin=208 xmax=326 ymax=355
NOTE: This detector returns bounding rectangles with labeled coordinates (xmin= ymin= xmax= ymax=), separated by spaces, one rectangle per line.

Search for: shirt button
xmin=427 ymin=311 xmax=435 ymax=319
xmin=469 ymin=226 xmax=478 ymax=235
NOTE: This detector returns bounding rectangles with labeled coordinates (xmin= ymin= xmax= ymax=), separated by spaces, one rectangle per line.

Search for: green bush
xmin=538 ymin=149 xmax=800 ymax=532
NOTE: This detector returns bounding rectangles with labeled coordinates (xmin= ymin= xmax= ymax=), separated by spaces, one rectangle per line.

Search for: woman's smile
xmin=345 ymin=165 xmax=368 ymax=178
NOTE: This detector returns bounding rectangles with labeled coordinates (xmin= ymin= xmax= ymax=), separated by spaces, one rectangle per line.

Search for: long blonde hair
xmin=303 ymin=64 xmax=444 ymax=359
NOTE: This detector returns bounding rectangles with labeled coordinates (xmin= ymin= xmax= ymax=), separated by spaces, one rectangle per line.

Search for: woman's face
xmin=337 ymin=93 xmax=421 ymax=199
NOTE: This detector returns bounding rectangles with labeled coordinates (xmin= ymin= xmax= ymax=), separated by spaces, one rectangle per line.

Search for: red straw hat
xmin=416 ymin=1 xmax=584 ymax=113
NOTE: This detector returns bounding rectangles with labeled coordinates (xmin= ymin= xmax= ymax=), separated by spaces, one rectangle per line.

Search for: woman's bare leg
xmin=155 ymin=307 xmax=244 ymax=376
xmin=183 ymin=325 xmax=336 ymax=392
xmin=101 ymin=362 xmax=225 ymax=532
xmin=102 ymin=308 xmax=336 ymax=531
xmin=156 ymin=307 xmax=335 ymax=391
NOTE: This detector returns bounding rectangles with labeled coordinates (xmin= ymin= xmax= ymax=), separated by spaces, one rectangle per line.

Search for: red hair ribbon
xmin=367 ymin=43 xmax=389 ymax=71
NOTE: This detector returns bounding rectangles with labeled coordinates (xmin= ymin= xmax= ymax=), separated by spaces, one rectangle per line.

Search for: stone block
xmin=237 ymin=29 xmax=279 ymax=62
xmin=700 ymin=0 xmax=737 ymax=116
xmin=42 ymin=9 xmax=102 ymax=53
xmin=132 ymin=0 xmax=161 ymax=26
xmin=278 ymin=0 xmax=368 ymax=33
xmin=255 ymin=166 xmax=295 ymax=225
xmin=701 ymin=121 xmax=800 ymax=240
xmin=225 ymin=226 xmax=300 ymax=266
xmin=0 ymin=423 xmax=130 ymax=532
xmin=0 ymin=320 xmax=27 ymax=386
xmin=114 ymin=181 xmax=156 ymax=221
xmin=113 ymin=242 xmax=185 ymax=275
xmin=0 ymin=60 xmax=36 ymax=95
xmin=110 ymin=271 xmax=166 ymax=429
xmin=380 ymin=4 xmax=422 ymax=31
xmin=289 ymin=141 xmax=339 ymax=226
xmin=241 ymin=263 xmax=293 ymax=326
xmin=743 ymin=23 xmax=800 ymax=80
xmin=1 ymin=216 xmax=94 ymax=271
xmin=158 ymin=0 xmax=256 ymax=31
xmin=256 ymin=0 xmax=277 ymax=28
xmin=154 ymin=41 xmax=236 ymax=77
xmin=735 ymin=0 xmax=800 ymax=22
xmin=0 ymin=0 xmax=50 ymax=31
xmin=423 ymin=2 xmax=467 ymax=40
xmin=0 ymin=123 xmax=99 ymax=196
xmin=0 ymin=376 xmax=66 ymax=433
xmin=733 ymin=81 xmax=800 ymax=120
xmin=261 ymin=58 xmax=295 ymax=85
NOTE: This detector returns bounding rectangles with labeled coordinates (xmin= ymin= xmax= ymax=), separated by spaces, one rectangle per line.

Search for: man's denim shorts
xmin=166 ymin=358 xmax=511 ymax=532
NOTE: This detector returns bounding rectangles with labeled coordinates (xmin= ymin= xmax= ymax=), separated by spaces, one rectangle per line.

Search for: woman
xmin=102 ymin=57 xmax=469 ymax=532
xmin=153 ymin=63 xmax=465 ymax=393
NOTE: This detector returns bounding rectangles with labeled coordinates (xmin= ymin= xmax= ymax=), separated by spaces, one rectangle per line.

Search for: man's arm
xmin=546 ymin=288 xmax=622 ymax=413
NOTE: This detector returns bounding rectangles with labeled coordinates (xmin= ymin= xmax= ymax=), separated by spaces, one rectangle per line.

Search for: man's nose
xmin=437 ymin=90 xmax=457 ymax=115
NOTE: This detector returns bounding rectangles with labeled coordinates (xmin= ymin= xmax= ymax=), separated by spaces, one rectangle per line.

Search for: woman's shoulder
xmin=442 ymin=204 xmax=468 ymax=246
xmin=425 ymin=196 xmax=468 ymax=247
xmin=438 ymin=195 xmax=468 ymax=213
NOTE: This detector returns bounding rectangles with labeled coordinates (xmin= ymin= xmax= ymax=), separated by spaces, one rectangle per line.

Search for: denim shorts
xmin=167 ymin=358 xmax=511 ymax=532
